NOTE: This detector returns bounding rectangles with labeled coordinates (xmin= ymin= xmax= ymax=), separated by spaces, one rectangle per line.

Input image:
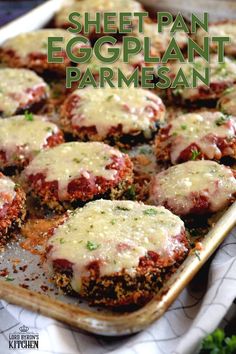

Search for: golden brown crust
xmin=51 ymin=229 xmax=189 ymax=308
xmin=0 ymin=183 xmax=26 ymax=244
xmin=25 ymin=154 xmax=134 ymax=211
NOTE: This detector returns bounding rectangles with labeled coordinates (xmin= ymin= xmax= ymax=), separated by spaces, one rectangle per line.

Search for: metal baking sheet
xmin=0 ymin=0 xmax=236 ymax=337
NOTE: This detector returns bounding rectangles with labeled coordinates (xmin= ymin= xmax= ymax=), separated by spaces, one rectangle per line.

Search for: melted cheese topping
xmin=196 ymin=21 xmax=236 ymax=54
xmin=79 ymin=43 xmax=144 ymax=78
xmin=56 ymin=0 xmax=142 ymax=28
xmin=218 ymin=86 xmax=236 ymax=116
xmin=168 ymin=111 xmax=236 ymax=163
xmin=132 ymin=22 xmax=188 ymax=54
xmin=0 ymin=68 xmax=48 ymax=117
xmin=0 ymin=175 xmax=16 ymax=209
xmin=47 ymin=199 xmax=185 ymax=291
xmin=171 ymin=55 xmax=236 ymax=100
xmin=150 ymin=161 xmax=236 ymax=215
xmin=70 ymin=87 xmax=164 ymax=139
xmin=2 ymin=29 xmax=80 ymax=59
xmin=25 ymin=142 xmax=123 ymax=200
xmin=0 ymin=115 xmax=59 ymax=164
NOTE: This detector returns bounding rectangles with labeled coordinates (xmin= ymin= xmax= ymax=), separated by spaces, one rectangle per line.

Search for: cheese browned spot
xmin=132 ymin=21 xmax=188 ymax=54
xmin=62 ymin=87 xmax=165 ymax=140
xmin=170 ymin=55 xmax=236 ymax=101
xmin=55 ymin=0 xmax=143 ymax=30
xmin=164 ymin=111 xmax=235 ymax=163
xmin=196 ymin=20 xmax=236 ymax=56
xmin=0 ymin=115 xmax=61 ymax=166
xmin=150 ymin=160 xmax=236 ymax=216
xmin=0 ymin=68 xmax=49 ymax=117
xmin=218 ymin=86 xmax=236 ymax=116
xmin=1 ymin=29 xmax=80 ymax=59
xmin=24 ymin=142 xmax=126 ymax=200
xmin=47 ymin=199 xmax=186 ymax=292
xmin=0 ymin=175 xmax=16 ymax=209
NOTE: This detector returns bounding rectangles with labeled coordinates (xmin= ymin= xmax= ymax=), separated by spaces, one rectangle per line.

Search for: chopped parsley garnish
xmin=110 ymin=219 xmax=116 ymax=225
xmin=5 ymin=275 xmax=14 ymax=281
xmin=24 ymin=111 xmax=34 ymax=121
xmin=215 ymin=114 xmax=230 ymax=126
xmin=86 ymin=241 xmax=100 ymax=251
xmin=73 ymin=158 xmax=81 ymax=163
xmin=46 ymin=127 xmax=53 ymax=132
xmin=59 ymin=238 xmax=65 ymax=244
xmin=191 ymin=149 xmax=201 ymax=160
xmin=116 ymin=206 xmax=130 ymax=211
xmin=193 ymin=61 xmax=203 ymax=71
xmin=89 ymin=63 xmax=100 ymax=71
xmin=143 ymin=208 xmax=158 ymax=216
xmin=106 ymin=95 xmax=114 ymax=101
xmin=181 ymin=124 xmax=187 ymax=130
xmin=215 ymin=62 xmax=227 ymax=75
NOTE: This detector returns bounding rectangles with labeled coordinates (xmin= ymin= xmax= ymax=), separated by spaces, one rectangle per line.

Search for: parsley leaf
xmin=86 ymin=241 xmax=100 ymax=251
xmin=24 ymin=111 xmax=34 ymax=121
xmin=106 ymin=95 xmax=114 ymax=101
xmin=215 ymin=114 xmax=230 ymax=126
xmin=191 ymin=149 xmax=201 ymax=160
xmin=143 ymin=208 xmax=158 ymax=216
xmin=5 ymin=275 xmax=15 ymax=281
xmin=116 ymin=206 xmax=130 ymax=211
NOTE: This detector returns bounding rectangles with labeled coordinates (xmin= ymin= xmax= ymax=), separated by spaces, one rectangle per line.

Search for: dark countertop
xmin=0 ymin=0 xmax=46 ymax=27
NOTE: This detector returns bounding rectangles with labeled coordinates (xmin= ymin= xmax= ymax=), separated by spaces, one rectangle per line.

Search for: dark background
xmin=0 ymin=0 xmax=46 ymax=26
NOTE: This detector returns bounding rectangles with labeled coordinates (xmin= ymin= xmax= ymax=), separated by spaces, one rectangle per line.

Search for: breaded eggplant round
xmin=0 ymin=68 xmax=49 ymax=117
xmin=169 ymin=55 xmax=236 ymax=104
xmin=0 ymin=115 xmax=64 ymax=171
xmin=23 ymin=142 xmax=133 ymax=210
xmin=217 ymin=85 xmax=236 ymax=116
xmin=155 ymin=111 xmax=236 ymax=164
xmin=196 ymin=20 xmax=236 ymax=56
xmin=46 ymin=199 xmax=189 ymax=308
xmin=60 ymin=87 xmax=165 ymax=144
xmin=0 ymin=173 xmax=26 ymax=244
xmin=55 ymin=0 xmax=143 ymax=38
xmin=149 ymin=160 xmax=236 ymax=216
xmin=0 ymin=29 xmax=88 ymax=74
